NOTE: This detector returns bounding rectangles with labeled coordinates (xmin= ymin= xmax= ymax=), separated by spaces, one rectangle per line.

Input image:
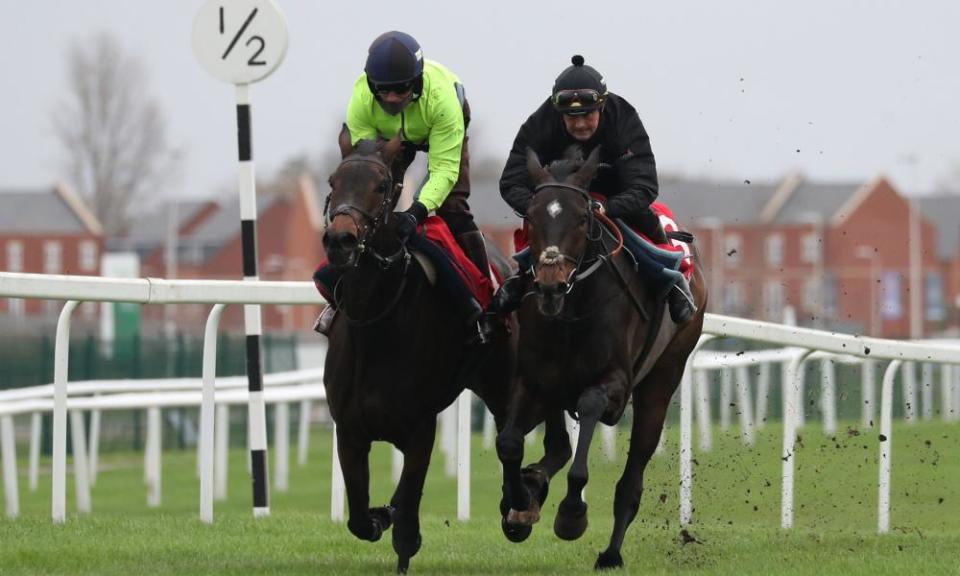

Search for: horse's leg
xmin=595 ymin=365 xmax=679 ymax=571
xmin=338 ymin=433 xmax=392 ymax=542
xmin=522 ymin=408 xmax=572 ymax=513
xmin=496 ymin=382 xmax=547 ymax=542
xmin=554 ymin=382 xmax=612 ymax=541
xmin=391 ymin=418 xmax=437 ymax=574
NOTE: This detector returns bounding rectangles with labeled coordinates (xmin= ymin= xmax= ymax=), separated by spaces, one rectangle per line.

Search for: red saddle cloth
xmin=513 ymin=201 xmax=694 ymax=280
xmin=419 ymin=216 xmax=495 ymax=308
xmin=313 ymin=216 xmax=494 ymax=309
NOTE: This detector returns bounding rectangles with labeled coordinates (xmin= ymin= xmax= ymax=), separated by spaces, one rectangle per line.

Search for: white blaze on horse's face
xmin=547 ymin=200 xmax=562 ymax=219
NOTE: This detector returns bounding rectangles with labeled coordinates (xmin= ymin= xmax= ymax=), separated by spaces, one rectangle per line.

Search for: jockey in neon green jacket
xmin=316 ymin=31 xmax=490 ymax=341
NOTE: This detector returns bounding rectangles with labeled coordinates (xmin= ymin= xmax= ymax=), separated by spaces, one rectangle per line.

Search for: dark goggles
xmin=553 ymin=89 xmax=605 ymax=115
xmin=372 ymin=80 xmax=415 ymax=96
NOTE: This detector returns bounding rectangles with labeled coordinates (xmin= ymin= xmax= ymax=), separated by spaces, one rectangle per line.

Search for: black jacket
xmin=499 ymin=93 xmax=658 ymax=218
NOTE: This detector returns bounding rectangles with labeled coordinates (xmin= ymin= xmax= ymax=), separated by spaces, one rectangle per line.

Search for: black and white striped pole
xmin=193 ymin=0 xmax=288 ymax=518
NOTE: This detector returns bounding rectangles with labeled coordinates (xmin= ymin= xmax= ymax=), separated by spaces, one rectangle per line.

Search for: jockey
xmin=315 ymin=31 xmax=489 ymax=337
xmin=489 ymin=55 xmax=696 ymax=328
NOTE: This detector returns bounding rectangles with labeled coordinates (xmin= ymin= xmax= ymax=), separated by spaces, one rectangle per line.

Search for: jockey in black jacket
xmin=486 ymin=55 xmax=696 ymax=330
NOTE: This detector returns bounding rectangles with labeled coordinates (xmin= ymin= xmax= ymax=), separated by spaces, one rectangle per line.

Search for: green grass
xmin=1 ymin=419 xmax=958 ymax=575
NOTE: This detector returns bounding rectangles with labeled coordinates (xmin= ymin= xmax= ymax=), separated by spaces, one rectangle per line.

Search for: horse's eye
xmin=377 ymin=181 xmax=388 ymax=194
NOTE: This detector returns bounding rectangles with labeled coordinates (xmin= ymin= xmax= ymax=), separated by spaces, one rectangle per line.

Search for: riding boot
xmin=312 ymin=303 xmax=337 ymax=336
xmin=478 ymin=268 xmax=531 ymax=339
xmin=668 ymin=277 xmax=696 ymax=325
xmin=456 ymin=230 xmax=491 ymax=280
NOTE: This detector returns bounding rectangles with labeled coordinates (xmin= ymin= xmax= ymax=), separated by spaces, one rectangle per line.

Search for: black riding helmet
xmin=364 ymin=31 xmax=425 ymax=100
xmin=552 ymin=55 xmax=607 ymax=115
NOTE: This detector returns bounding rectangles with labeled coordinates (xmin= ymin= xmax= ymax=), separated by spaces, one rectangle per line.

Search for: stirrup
xmin=313 ymin=304 xmax=337 ymax=336
xmin=668 ymin=283 xmax=696 ymax=325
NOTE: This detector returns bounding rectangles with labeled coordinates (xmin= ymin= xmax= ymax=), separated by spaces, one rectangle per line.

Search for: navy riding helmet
xmin=365 ymin=31 xmax=425 ymax=99
xmin=552 ymin=55 xmax=608 ymax=115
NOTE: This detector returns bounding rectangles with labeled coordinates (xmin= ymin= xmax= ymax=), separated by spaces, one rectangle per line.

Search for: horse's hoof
xmin=554 ymin=501 xmax=588 ymax=541
xmin=594 ymin=549 xmax=624 ymax=570
xmin=505 ymin=494 xmax=541 ymax=526
xmin=501 ymin=516 xmax=533 ymax=543
xmin=370 ymin=506 xmax=395 ymax=533
xmin=521 ymin=465 xmax=551 ymax=506
xmin=396 ymin=556 xmax=409 ymax=574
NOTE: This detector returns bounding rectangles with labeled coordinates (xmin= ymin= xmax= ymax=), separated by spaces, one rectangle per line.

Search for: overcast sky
xmin=3 ymin=1 xmax=960 ymax=207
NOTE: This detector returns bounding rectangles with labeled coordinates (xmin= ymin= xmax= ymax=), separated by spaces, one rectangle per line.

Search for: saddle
xmin=512 ymin=201 xmax=694 ymax=300
xmin=313 ymin=216 xmax=495 ymax=315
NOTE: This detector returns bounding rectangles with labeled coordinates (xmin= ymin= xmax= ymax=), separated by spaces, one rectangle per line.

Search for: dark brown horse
xmin=495 ymin=148 xmax=707 ymax=570
xmin=321 ymin=129 xmax=570 ymax=573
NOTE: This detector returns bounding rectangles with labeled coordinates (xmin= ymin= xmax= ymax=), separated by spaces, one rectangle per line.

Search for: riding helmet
xmin=364 ymin=31 xmax=424 ymax=97
xmin=552 ymin=55 xmax=608 ymax=115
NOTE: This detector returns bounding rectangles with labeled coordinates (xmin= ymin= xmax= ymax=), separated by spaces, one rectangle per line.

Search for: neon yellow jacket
xmin=346 ymin=60 xmax=465 ymax=212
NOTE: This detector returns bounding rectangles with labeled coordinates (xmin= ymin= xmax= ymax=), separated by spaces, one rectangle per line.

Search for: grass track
xmin=1 ymin=419 xmax=957 ymax=575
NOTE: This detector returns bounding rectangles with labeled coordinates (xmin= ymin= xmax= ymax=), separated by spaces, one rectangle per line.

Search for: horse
xmin=320 ymin=128 xmax=571 ymax=573
xmin=494 ymin=147 xmax=708 ymax=570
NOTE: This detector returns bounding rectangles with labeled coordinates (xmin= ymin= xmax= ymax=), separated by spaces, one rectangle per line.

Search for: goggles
xmin=553 ymin=89 xmax=605 ymax=115
xmin=372 ymin=80 xmax=415 ymax=97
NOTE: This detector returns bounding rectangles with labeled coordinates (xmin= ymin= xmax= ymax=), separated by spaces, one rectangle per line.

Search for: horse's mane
xmin=545 ymin=145 xmax=588 ymax=182
xmin=353 ymin=139 xmax=382 ymax=157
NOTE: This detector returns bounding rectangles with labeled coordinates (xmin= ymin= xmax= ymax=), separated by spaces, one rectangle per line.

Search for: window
xmin=881 ymin=272 xmax=902 ymax=320
xmin=801 ymin=233 xmax=821 ymax=264
xmin=79 ymin=241 xmax=98 ymax=272
xmin=926 ymin=272 xmax=945 ymax=321
xmin=43 ymin=241 xmax=62 ymax=274
xmin=724 ymin=234 xmax=742 ymax=266
xmin=7 ymin=298 xmax=24 ymax=317
xmin=722 ymin=281 xmax=744 ymax=313
xmin=763 ymin=280 xmax=785 ymax=321
xmin=803 ymin=278 xmax=820 ymax=312
xmin=765 ymin=234 xmax=784 ymax=266
xmin=6 ymin=241 xmax=23 ymax=272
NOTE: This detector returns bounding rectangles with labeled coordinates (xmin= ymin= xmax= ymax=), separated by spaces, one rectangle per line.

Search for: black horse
xmin=320 ymin=129 xmax=571 ymax=573
xmin=495 ymin=148 xmax=708 ymax=570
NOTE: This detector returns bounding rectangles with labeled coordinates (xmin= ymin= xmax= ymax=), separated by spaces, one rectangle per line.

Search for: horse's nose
xmin=323 ymin=230 xmax=360 ymax=267
xmin=534 ymin=281 xmax=566 ymax=317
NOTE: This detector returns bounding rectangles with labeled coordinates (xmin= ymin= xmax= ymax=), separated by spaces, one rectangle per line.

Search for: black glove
xmin=396 ymin=201 xmax=428 ymax=240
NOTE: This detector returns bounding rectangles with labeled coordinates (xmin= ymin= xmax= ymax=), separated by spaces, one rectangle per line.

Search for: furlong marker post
xmin=193 ymin=0 xmax=289 ymax=516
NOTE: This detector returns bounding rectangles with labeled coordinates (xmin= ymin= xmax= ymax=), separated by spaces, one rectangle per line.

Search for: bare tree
xmin=53 ymin=31 xmax=179 ymax=236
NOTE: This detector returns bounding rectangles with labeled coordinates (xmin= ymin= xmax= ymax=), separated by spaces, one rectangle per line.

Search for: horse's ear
xmin=526 ymin=148 xmax=550 ymax=186
xmin=380 ymin=134 xmax=404 ymax=165
xmin=338 ymin=124 xmax=354 ymax=159
xmin=571 ymin=146 xmax=601 ymax=189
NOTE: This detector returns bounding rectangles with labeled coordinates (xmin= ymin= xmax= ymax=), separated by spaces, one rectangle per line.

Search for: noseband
xmin=324 ymin=154 xmax=407 ymax=268
xmin=531 ymin=182 xmax=623 ymax=295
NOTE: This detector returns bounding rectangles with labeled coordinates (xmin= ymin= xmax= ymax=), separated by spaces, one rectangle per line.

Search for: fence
xmin=1 ymin=270 xmax=959 ymax=533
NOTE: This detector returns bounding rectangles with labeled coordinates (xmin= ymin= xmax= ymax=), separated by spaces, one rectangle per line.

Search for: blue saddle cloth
xmin=513 ymin=219 xmax=684 ymax=300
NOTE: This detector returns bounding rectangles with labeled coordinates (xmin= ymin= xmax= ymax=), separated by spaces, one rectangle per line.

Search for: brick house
xmin=0 ymin=183 xmax=103 ymax=322
xmin=668 ymin=174 xmax=941 ymax=338
xmin=120 ymin=177 xmax=325 ymax=334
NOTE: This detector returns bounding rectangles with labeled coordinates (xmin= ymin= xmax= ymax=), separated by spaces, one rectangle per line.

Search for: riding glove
xmin=396 ymin=201 xmax=428 ymax=240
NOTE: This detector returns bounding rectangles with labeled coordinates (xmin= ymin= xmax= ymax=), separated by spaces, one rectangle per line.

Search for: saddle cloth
xmin=512 ymin=201 xmax=694 ymax=281
xmin=313 ymin=216 xmax=494 ymax=310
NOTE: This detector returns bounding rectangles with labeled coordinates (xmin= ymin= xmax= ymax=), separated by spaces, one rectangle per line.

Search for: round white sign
xmin=193 ymin=0 xmax=289 ymax=85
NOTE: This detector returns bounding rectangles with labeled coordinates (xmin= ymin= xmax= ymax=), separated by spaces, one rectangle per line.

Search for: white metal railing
xmin=2 ymin=271 xmax=959 ymax=533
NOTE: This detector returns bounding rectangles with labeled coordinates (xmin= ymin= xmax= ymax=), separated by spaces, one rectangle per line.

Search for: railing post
xmin=734 ymin=365 xmax=755 ymax=446
xmin=878 ymin=360 xmax=903 ymax=533
xmin=200 ymin=303 xmax=225 ymax=523
xmin=330 ymin=423 xmax=345 ymax=522
xmin=1 ymin=415 xmax=19 ymax=518
xmin=782 ymin=349 xmax=813 ymax=529
xmin=457 ymin=390 xmax=472 ymax=521
xmin=680 ymin=335 xmax=713 ymax=526
xmin=297 ymin=399 xmax=311 ymax=467
xmin=694 ymin=370 xmax=712 ymax=452
xmin=52 ymin=300 xmax=79 ymax=524
xmin=820 ymin=358 xmax=837 ymax=436
xmin=862 ymin=360 xmax=877 ymax=428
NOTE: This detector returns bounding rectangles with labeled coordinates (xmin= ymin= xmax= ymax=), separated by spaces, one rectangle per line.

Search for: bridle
xmin=323 ymin=151 xmax=413 ymax=327
xmin=323 ymin=154 xmax=407 ymax=268
xmin=530 ymin=181 xmax=624 ymax=296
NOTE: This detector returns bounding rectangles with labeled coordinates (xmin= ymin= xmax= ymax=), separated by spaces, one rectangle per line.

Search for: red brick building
xmin=0 ymin=183 xmax=103 ymax=322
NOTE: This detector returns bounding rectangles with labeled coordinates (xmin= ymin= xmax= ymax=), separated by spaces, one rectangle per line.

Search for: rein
xmin=531 ymin=182 xmax=625 ymax=293
xmin=324 ymin=151 xmax=415 ymax=327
